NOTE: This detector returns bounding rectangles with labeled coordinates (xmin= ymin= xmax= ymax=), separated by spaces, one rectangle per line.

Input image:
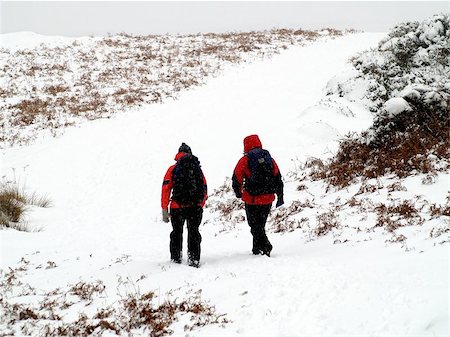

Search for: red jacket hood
xmin=244 ymin=135 xmax=262 ymax=153
xmin=174 ymin=152 xmax=187 ymax=161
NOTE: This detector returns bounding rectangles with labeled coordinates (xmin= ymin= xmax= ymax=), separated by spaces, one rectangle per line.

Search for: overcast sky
xmin=1 ymin=1 xmax=448 ymax=36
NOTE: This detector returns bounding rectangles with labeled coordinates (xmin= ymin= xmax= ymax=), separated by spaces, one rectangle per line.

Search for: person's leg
xmin=245 ymin=204 xmax=265 ymax=254
xmin=256 ymin=204 xmax=273 ymax=256
xmin=245 ymin=204 xmax=272 ymax=255
xmin=186 ymin=206 xmax=203 ymax=266
xmin=169 ymin=208 xmax=185 ymax=262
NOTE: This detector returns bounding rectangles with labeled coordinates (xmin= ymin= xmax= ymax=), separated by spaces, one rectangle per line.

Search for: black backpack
xmin=172 ymin=154 xmax=204 ymax=206
xmin=245 ymin=148 xmax=276 ymax=196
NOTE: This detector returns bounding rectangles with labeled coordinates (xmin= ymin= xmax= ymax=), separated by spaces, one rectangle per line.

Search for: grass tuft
xmin=0 ymin=182 xmax=51 ymax=231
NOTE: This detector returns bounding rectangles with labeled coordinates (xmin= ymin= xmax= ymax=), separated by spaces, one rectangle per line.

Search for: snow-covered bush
xmin=316 ymin=14 xmax=450 ymax=187
xmin=367 ymin=93 xmax=449 ymax=148
xmin=318 ymin=85 xmax=449 ymax=187
xmin=328 ymin=13 xmax=450 ymax=112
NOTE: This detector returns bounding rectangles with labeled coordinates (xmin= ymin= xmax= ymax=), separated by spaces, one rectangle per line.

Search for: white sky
xmin=1 ymin=1 xmax=449 ymax=36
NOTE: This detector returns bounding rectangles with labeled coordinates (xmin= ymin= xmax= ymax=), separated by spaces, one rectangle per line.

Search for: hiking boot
xmin=188 ymin=259 xmax=200 ymax=268
xmin=262 ymin=247 xmax=272 ymax=257
xmin=252 ymin=248 xmax=263 ymax=255
xmin=262 ymin=243 xmax=273 ymax=257
xmin=171 ymin=258 xmax=182 ymax=264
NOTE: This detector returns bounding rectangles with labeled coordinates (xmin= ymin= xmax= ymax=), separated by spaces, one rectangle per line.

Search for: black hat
xmin=178 ymin=142 xmax=192 ymax=154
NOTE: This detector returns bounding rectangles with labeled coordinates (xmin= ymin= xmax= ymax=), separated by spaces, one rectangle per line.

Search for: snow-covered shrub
xmin=367 ymin=93 xmax=449 ymax=148
xmin=316 ymin=14 xmax=450 ymax=187
xmin=315 ymin=95 xmax=449 ymax=187
xmin=328 ymin=13 xmax=450 ymax=112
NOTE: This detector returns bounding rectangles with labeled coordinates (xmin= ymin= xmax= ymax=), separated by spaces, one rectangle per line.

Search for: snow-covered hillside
xmin=0 ymin=28 xmax=342 ymax=147
xmin=1 ymin=28 xmax=448 ymax=337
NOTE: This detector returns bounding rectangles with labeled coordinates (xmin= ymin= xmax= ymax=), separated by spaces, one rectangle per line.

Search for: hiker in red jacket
xmin=232 ymin=135 xmax=284 ymax=256
xmin=161 ymin=143 xmax=207 ymax=268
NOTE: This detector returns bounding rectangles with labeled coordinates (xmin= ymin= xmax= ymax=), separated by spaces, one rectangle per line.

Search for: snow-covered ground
xmin=0 ymin=31 xmax=93 ymax=52
xmin=1 ymin=32 xmax=448 ymax=336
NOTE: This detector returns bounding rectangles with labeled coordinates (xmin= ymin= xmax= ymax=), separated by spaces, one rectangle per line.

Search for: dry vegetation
xmin=312 ymin=102 xmax=449 ymax=188
xmin=281 ymin=14 xmax=450 ymax=248
xmin=0 ymin=28 xmax=344 ymax=146
xmin=206 ymin=171 xmax=449 ymax=249
xmin=204 ymin=177 xmax=246 ymax=233
xmin=317 ymin=14 xmax=450 ymax=188
xmin=0 ymin=182 xmax=51 ymax=231
xmin=271 ymin=200 xmax=313 ymax=233
xmin=0 ymin=259 xmax=229 ymax=336
xmin=375 ymin=200 xmax=424 ymax=232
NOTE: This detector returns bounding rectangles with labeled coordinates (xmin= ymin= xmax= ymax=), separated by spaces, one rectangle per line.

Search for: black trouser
xmin=169 ymin=206 xmax=203 ymax=262
xmin=245 ymin=203 xmax=272 ymax=254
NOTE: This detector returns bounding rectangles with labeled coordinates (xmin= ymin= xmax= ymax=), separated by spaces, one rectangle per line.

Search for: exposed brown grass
xmin=0 ymin=182 xmax=51 ymax=231
xmin=0 ymin=183 xmax=28 ymax=223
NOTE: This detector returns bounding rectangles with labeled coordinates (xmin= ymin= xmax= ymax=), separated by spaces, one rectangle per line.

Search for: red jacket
xmin=232 ymin=135 xmax=283 ymax=205
xmin=161 ymin=152 xmax=207 ymax=209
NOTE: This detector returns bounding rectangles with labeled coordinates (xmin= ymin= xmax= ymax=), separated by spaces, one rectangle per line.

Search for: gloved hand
xmin=276 ymin=196 xmax=284 ymax=208
xmin=162 ymin=208 xmax=170 ymax=223
xmin=235 ymin=191 xmax=242 ymax=199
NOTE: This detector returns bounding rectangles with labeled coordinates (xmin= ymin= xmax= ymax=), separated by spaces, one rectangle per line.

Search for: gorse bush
xmin=316 ymin=14 xmax=450 ymax=187
xmin=328 ymin=13 xmax=450 ymax=112
xmin=0 ymin=182 xmax=51 ymax=231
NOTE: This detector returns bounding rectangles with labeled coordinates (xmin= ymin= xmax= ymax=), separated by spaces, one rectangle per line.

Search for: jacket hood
xmin=244 ymin=135 xmax=262 ymax=153
xmin=174 ymin=152 xmax=187 ymax=161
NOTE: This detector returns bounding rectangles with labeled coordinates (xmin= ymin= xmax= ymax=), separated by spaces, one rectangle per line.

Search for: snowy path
xmin=1 ymin=33 xmax=448 ymax=336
